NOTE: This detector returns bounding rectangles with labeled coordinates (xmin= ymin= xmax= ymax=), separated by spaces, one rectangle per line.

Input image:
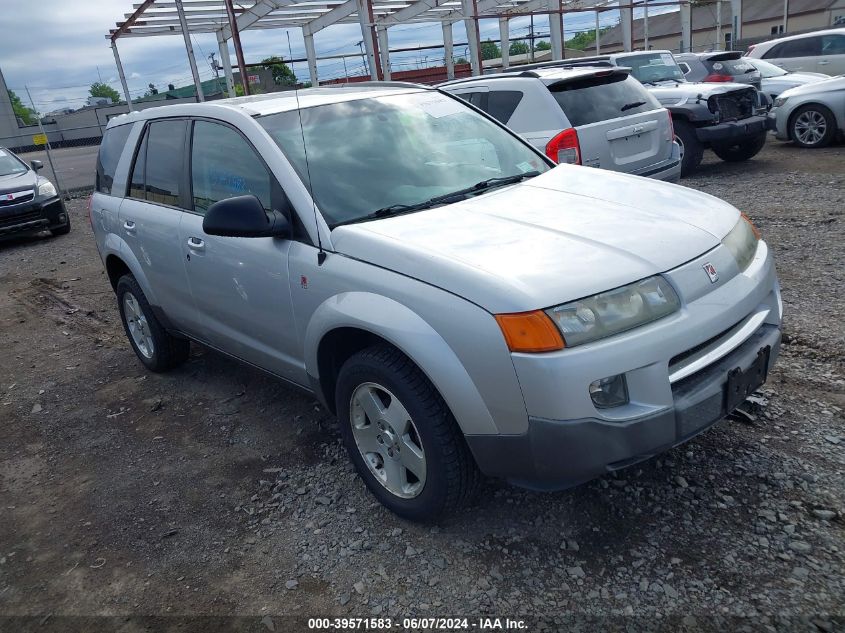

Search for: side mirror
xmin=202 ymin=195 xmax=290 ymax=238
xmin=30 ymin=160 xmax=43 ymax=172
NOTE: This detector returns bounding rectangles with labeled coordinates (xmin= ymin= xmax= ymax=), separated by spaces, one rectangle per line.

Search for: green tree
xmin=7 ymin=90 xmax=37 ymax=125
xmin=480 ymin=40 xmax=501 ymax=60
xmin=144 ymin=83 xmax=158 ymax=97
xmin=509 ymin=41 xmax=530 ymax=56
xmin=454 ymin=56 xmax=468 ymax=65
xmin=89 ymin=82 xmax=120 ymax=103
xmin=534 ymin=40 xmax=551 ymax=51
xmin=260 ymin=56 xmax=297 ymax=86
xmin=566 ymin=26 xmax=611 ymax=51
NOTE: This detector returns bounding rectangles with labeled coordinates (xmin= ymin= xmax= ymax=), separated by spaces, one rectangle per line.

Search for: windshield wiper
xmin=621 ymin=100 xmax=647 ymax=111
xmin=332 ymin=171 xmax=540 ymax=228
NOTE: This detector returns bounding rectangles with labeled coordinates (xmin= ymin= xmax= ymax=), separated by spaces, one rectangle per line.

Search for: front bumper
xmin=0 ymin=196 xmax=67 ymax=238
xmin=695 ymin=114 xmax=774 ymax=144
xmin=768 ymin=110 xmax=790 ymax=141
xmin=466 ymin=240 xmax=782 ymax=489
xmin=466 ymin=324 xmax=780 ymax=490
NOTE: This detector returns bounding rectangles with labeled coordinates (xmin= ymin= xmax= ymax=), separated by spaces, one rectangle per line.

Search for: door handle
xmin=187 ymin=237 xmax=205 ymax=251
xmin=123 ymin=220 xmax=136 ymax=233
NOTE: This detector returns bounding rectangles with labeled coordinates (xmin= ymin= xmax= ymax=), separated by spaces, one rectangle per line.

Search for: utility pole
xmin=783 ymin=0 xmax=789 ymax=34
xmin=529 ymin=14 xmax=535 ymax=62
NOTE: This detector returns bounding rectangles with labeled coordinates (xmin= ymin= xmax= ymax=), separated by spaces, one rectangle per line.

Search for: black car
xmin=0 ymin=147 xmax=69 ymax=239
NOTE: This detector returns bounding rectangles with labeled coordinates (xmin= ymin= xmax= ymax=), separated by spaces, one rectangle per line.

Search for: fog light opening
xmin=58 ymin=214 xmax=67 ymax=223
xmin=589 ymin=374 xmax=629 ymax=409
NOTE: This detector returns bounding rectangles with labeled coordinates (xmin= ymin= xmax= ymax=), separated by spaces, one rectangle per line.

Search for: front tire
xmin=790 ymin=104 xmax=837 ymax=148
xmin=335 ymin=344 xmax=479 ymax=522
xmin=712 ymin=131 xmax=767 ymax=162
xmin=116 ymin=274 xmax=190 ymax=372
xmin=673 ymin=119 xmax=704 ymax=177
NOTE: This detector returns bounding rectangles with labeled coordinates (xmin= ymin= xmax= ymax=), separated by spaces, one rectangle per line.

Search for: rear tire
xmin=116 ymin=274 xmax=190 ymax=372
xmin=789 ymin=104 xmax=837 ymax=148
xmin=673 ymin=119 xmax=704 ymax=177
xmin=712 ymin=131 xmax=767 ymax=162
xmin=335 ymin=344 xmax=479 ymax=522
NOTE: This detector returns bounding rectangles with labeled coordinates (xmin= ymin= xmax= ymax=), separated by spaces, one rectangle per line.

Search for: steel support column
xmin=680 ymin=1 xmax=692 ymax=52
xmin=643 ymin=0 xmax=649 ymax=49
xmin=443 ymin=22 xmax=455 ymax=79
xmin=499 ymin=18 xmax=510 ymax=69
xmin=619 ymin=0 xmax=632 ymax=52
xmin=461 ymin=0 xmax=482 ymax=76
xmin=549 ymin=8 xmax=563 ymax=60
xmin=216 ymin=31 xmax=236 ymax=96
xmin=225 ymin=0 xmax=250 ymax=94
xmin=356 ymin=0 xmax=382 ymax=80
xmin=111 ymin=40 xmax=133 ymax=110
xmin=377 ymin=27 xmax=391 ymax=79
xmin=731 ymin=0 xmax=743 ymax=45
xmin=303 ymin=31 xmax=319 ymax=86
xmin=174 ymin=0 xmax=204 ymax=101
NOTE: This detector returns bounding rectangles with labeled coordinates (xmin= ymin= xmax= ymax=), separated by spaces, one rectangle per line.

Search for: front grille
xmin=669 ymin=319 xmax=744 ymax=372
xmin=0 ymin=192 xmax=34 ymax=207
xmin=709 ymin=88 xmax=756 ymax=121
xmin=0 ymin=210 xmax=43 ymax=229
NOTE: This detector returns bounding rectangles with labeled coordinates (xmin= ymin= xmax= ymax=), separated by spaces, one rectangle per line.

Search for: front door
xmin=179 ymin=119 xmax=303 ymax=384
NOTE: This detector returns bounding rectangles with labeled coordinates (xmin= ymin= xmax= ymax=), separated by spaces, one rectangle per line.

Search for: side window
xmin=822 ymin=34 xmax=845 ymax=55
xmin=677 ymin=62 xmax=691 ymax=74
xmin=777 ymin=36 xmax=822 ymax=58
xmin=454 ymin=91 xmax=488 ymax=111
xmin=144 ymin=120 xmax=187 ymax=207
xmin=486 ymin=91 xmax=523 ymax=124
xmin=190 ymin=120 xmax=272 ymax=215
xmin=96 ymin=124 xmax=132 ymax=195
xmin=128 ymin=125 xmax=148 ymax=200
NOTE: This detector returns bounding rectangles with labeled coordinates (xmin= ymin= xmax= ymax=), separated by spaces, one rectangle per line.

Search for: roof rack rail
xmin=505 ymin=59 xmax=615 ymax=73
xmin=324 ymin=80 xmax=429 ymax=89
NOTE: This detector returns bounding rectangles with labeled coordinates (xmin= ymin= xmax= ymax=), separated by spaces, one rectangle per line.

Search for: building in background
xmin=596 ymin=0 xmax=845 ymax=53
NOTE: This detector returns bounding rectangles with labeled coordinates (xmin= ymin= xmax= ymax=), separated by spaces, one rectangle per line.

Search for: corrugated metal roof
xmin=599 ymin=0 xmax=838 ymax=47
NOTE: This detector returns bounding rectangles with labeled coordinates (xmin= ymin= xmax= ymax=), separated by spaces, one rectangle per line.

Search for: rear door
xmin=818 ymin=33 xmax=845 ymax=74
xmin=548 ymin=73 xmax=674 ymax=174
xmin=178 ymin=118 xmax=302 ymax=383
xmin=119 ymin=119 xmax=199 ymax=333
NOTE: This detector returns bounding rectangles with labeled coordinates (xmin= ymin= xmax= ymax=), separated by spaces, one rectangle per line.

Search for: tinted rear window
xmin=766 ymin=36 xmax=822 ymax=59
xmin=453 ymin=90 xmax=523 ymax=124
xmin=144 ymin=120 xmax=186 ymax=207
xmin=549 ymin=74 xmax=661 ymax=127
xmin=96 ymin=124 xmax=132 ymax=195
xmin=705 ymin=57 xmax=757 ymax=76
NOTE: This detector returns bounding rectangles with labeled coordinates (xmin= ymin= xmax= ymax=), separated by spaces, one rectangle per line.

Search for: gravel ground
xmin=0 ymin=140 xmax=843 ymax=632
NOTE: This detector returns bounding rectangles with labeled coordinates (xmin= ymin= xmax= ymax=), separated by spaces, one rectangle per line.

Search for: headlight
xmin=773 ymin=97 xmax=788 ymax=108
xmin=37 ymin=177 xmax=56 ymax=197
xmin=722 ymin=214 xmax=760 ymax=272
xmin=545 ymin=276 xmax=681 ymax=347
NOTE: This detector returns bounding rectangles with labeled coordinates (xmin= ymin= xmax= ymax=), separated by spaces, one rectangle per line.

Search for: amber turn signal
xmin=494 ymin=310 xmax=565 ymax=353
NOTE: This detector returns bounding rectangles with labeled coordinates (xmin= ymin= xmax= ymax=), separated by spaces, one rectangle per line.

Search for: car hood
xmin=0 ymin=169 xmax=36 ymax=193
xmin=331 ymin=166 xmax=739 ymax=314
xmin=778 ymin=75 xmax=845 ymax=99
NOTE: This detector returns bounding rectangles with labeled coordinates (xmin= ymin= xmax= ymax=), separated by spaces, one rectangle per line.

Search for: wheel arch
xmin=305 ymin=292 xmax=499 ymax=436
xmin=101 ymin=243 xmax=159 ymax=307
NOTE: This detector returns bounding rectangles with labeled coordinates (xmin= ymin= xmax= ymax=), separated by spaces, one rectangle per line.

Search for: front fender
xmin=304 ymin=292 xmax=500 ymax=436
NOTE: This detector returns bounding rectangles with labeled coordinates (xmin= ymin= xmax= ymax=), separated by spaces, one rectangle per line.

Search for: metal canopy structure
xmin=107 ymin=0 xmax=727 ymax=109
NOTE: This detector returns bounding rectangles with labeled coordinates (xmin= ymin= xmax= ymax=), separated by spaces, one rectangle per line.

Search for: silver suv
xmin=91 ymin=84 xmax=782 ymax=521
xmin=440 ymin=67 xmax=681 ymax=182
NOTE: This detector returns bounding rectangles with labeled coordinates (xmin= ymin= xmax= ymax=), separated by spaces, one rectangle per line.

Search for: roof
xmin=106 ymin=83 xmax=429 ymax=127
xmin=597 ymin=0 xmax=841 ymax=47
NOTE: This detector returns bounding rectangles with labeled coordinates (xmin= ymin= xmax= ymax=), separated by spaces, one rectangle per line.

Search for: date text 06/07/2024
xmin=307 ymin=617 xmax=528 ymax=630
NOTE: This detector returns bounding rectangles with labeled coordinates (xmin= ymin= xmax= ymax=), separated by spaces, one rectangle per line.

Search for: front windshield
xmin=0 ymin=149 xmax=28 ymax=177
xmin=259 ymin=91 xmax=550 ymax=227
xmin=748 ymin=58 xmax=788 ymax=78
xmin=621 ymin=52 xmax=686 ymax=84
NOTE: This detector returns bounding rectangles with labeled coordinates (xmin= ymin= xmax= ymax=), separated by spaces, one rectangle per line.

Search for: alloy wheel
xmin=349 ymin=382 xmax=426 ymax=499
xmin=794 ymin=110 xmax=827 ymax=146
xmin=123 ymin=292 xmax=154 ymax=359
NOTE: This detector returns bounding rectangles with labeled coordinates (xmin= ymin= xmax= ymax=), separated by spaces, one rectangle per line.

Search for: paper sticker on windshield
xmin=0 ymin=149 xmax=7 ymax=157
xmin=416 ymin=96 xmax=465 ymax=118
xmin=516 ymin=161 xmax=534 ymax=173
xmin=661 ymin=53 xmax=675 ymax=65
xmin=712 ymin=62 xmax=724 ymax=70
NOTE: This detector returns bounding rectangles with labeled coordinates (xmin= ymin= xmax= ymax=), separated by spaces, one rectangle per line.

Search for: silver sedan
xmin=769 ymin=75 xmax=845 ymax=148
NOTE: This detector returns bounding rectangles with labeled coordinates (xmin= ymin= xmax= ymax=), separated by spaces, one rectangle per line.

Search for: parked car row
xmin=89 ymin=79 xmax=785 ymax=520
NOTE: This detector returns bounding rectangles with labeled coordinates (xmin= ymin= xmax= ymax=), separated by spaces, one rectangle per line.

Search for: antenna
xmin=289 ymin=35 xmax=327 ymax=266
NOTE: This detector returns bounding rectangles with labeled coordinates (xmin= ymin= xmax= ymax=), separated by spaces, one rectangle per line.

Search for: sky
xmin=0 ymin=0 xmax=671 ymax=113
